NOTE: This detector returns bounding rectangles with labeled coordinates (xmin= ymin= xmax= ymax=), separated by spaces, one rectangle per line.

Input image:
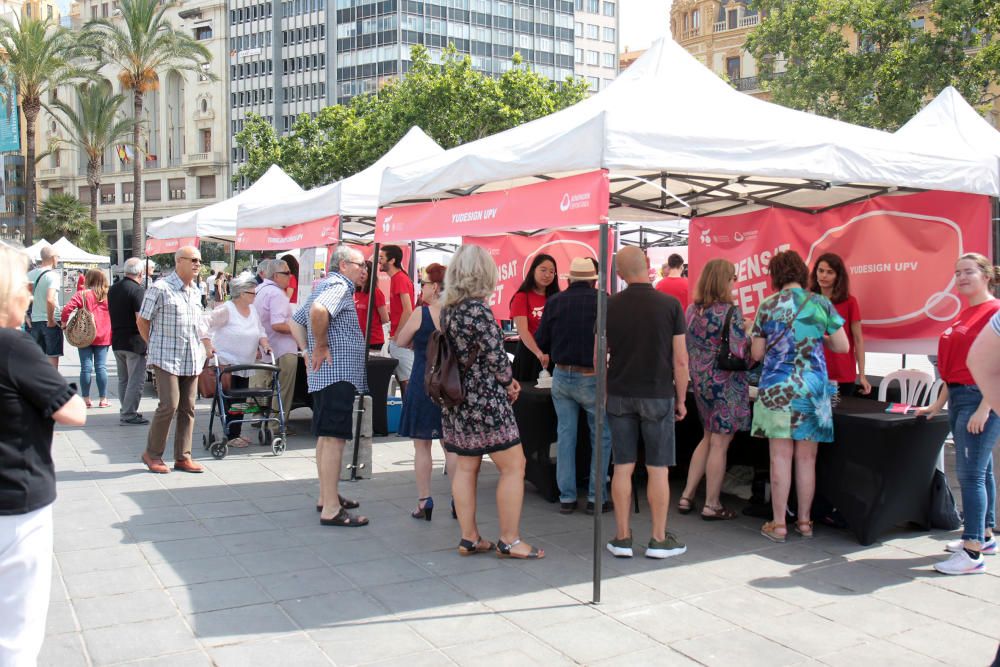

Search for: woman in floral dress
xmin=440 ymin=245 xmax=543 ymax=560
xmin=750 ymin=251 xmax=848 ymax=543
xmin=678 ymin=259 xmax=752 ymax=521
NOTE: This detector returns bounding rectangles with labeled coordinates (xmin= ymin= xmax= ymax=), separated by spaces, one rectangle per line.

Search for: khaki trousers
xmin=146 ymin=367 xmax=198 ymax=461
xmin=251 ymin=352 xmax=298 ymax=420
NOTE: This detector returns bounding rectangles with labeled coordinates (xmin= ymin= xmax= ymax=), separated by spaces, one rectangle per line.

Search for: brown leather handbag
xmin=65 ymin=290 xmax=97 ymax=348
xmin=424 ymin=308 xmax=477 ymax=408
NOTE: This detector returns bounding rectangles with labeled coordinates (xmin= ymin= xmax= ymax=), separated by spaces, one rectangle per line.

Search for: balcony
xmin=184 ymin=151 xmax=222 ymax=164
xmin=714 ymin=13 xmax=759 ymax=33
xmin=734 ymin=75 xmax=759 ymax=91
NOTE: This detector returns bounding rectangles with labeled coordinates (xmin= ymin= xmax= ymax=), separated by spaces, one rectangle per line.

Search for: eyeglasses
xmin=345 ymin=261 xmax=366 ymax=268
xmin=275 ymin=271 xmax=291 ymax=276
xmin=179 ymin=257 xmax=202 ymax=265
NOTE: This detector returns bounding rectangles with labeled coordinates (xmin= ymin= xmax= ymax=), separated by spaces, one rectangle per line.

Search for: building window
xmin=145 ymin=180 xmax=161 ymax=201
xmin=574 ymin=47 xmax=583 ymax=63
xmin=586 ymin=24 xmax=599 ymax=39
xmin=198 ymin=175 xmax=216 ymax=199
xmin=100 ymin=184 xmax=116 ymax=204
xmin=200 ymin=129 xmax=212 ymax=152
xmin=195 ymin=25 xmax=212 ymax=40
xmin=586 ymin=76 xmax=599 ymax=91
xmin=602 ymin=52 xmax=615 ymax=68
xmin=727 ymin=9 xmax=737 ymax=29
xmin=726 ymin=56 xmax=741 ymax=81
xmin=122 ymin=182 xmax=134 ymax=203
xmin=168 ymin=178 xmax=185 ymax=200
xmin=586 ymin=0 xmax=598 ymax=12
xmin=78 ymin=186 xmax=91 ymax=203
xmin=602 ymin=1 xmax=614 ymax=16
xmin=586 ymin=50 xmax=599 ymax=65
xmin=603 ymin=26 xmax=615 ymax=42
xmin=691 ymin=9 xmax=700 ymax=30
xmin=574 ymin=21 xmax=582 ymax=38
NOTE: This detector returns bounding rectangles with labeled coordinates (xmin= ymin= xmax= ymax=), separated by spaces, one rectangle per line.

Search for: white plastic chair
xmin=877 ymin=369 xmax=935 ymax=406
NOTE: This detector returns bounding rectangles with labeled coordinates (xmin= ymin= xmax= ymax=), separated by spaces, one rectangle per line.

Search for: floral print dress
xmin=685 ymin=302 xmax=752 ymax=434
xmin=751 ymin=288 xmax=844 ymax=442
xmin=441 ymin=299 xmax=521 ymax=456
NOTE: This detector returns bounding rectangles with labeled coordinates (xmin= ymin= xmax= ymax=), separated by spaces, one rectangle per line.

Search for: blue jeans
xmin=78 ymin=345 xmax=109 ymax=399
xmin=948 ymin=384 xmax=999 ymax=543
xmin=551 ymin=368 xmax=612 ymax=503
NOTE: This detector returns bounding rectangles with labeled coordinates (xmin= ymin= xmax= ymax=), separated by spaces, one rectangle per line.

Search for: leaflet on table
xmin=885 ymin=403 xmax=918 ymax=414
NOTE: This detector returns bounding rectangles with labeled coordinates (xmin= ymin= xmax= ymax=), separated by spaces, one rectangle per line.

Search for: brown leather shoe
xmin=173 ymin=458 xmax=204 ymax=473
xmin=141 ymin=451 xmax=170 ymax=474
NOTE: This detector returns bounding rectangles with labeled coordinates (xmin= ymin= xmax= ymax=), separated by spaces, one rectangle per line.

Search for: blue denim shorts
xmin=606 ymin=394 xmax=676 ymax=467
xmin=30 ymin=322 xmax=63 ymax=357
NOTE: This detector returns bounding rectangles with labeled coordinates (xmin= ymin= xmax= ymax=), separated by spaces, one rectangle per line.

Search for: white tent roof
xmin=896 ymin=86 xmax=1000 ymax=162
xmin=379 ymin=38 xmax=999 ymax=219
xmin=238 ymin=127 xmax=444 ymax=238
xmin=51 ymin=237 xmax=111 ymax=264
xmin=23 ymin=238 xmax=52 ymax=262
xmin=146 ymin=165 xmax=304 ymax=241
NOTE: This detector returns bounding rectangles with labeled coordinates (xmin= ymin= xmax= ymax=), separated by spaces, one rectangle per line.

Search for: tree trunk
xmin=23 ymin=100 xmax=40 ymax=244
xmin=132 ymin=91 xmax=143 ymax=258
xmin=88 ymin=159 xmax=99 ymax=226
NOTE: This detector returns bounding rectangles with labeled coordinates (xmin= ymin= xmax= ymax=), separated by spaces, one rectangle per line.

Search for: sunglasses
xmin=179 ymin=257 xmax=202 ymax=264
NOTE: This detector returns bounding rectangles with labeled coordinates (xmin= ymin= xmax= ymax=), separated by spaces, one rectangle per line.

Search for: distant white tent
xmin=23 ymin=239 xmax=52 ymax=262
xmin=896 ymin=86 xmax=1000 ymax=162
xmin=51 ymin=237 xmax=111 ymax=264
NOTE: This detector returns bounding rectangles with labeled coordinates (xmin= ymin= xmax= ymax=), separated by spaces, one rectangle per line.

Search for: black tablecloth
xmin=293 ymin=356 xmax=399 ymax=435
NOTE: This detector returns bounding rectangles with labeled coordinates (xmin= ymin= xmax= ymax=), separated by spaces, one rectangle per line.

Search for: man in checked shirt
xmin=138 ymin=246 xmax=209 ymax=474
xmin=290 ymin=246 xmax=370 ymax=527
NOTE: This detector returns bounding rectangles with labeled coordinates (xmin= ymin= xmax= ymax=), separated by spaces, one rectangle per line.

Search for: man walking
xmin=535 ymin=257 xmax=613 ymax=515
xmin=605 ymin=246 xmax=689 ymax=559
xmin=379 ymin=245 xmax=414 ymax=395
xmin=656 ymin=253 xmax=689 ymax=312
xmin=137 ymin=246 xmax=207 ymax=474
xmin=253 ymin=259 xmax=298 ymax=432
xmin=109 ymin=258 xmax=153 ymax=425
xmin=290 ymin=246 xmax=369 ymax=526
xmin=27 ymin=247 xmax=63 ymax=368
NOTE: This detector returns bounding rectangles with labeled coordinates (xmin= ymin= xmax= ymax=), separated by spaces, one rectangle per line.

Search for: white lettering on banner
xmin=497 ymin=260 xmax=518 ymax=282
xmin=734 ymin=245 xmax=790 ymax=283
xmin=487 ymin=283 xmax=506 ymax=307
xmin=850 ymin=262 xmax=919 ymax=274
xmin=735 ymin=282 xmax=769 ymax=315
xmin=267 ymin=233 xmax=304 ymax=245
xmin=451 ymin=208 xmax=498 ymax=224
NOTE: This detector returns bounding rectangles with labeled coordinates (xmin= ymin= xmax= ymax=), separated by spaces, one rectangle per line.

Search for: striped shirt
xmin=292 ymin=272 xmax=368 ymax=394
xmin=992 ymin=310 xmax=1000 ymax=337
xmin=139 ymin=272 xmax=207 ymax=376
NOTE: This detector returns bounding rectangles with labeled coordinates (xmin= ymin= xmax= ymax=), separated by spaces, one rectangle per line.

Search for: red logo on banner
xmin=376 ymin=170 xmax=610 ymax=242
xmin=145 ymin=237 xmax=199 ymax=256
xmin=235 ymin=216 xmax=339 ymax=250
xmin=688 ymin=191 xmax=991 ymax=347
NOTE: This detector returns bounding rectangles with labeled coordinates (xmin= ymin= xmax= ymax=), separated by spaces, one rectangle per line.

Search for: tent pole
xmin=409 ymin=240 xmax=417 ymax=283
xmin=592 ymin=221 xmax=609 ymax=605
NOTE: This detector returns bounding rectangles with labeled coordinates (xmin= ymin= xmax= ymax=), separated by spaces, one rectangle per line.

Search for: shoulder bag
xmin=65 ymin=290 xmax=97 ymax=348
xmin=425 ymin=307 xmax=478 ymax=408
xmin=715 ymin=305 xmax=750 ymax=372
xmin=24 ymin=268 xmax=53 ymax=328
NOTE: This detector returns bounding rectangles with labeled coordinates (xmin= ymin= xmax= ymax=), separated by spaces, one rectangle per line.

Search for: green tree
xmin=746 ymin=0 xmax=1000 ymax=130
xmin=234 ymin=45 xmax=591 ymax=188
xmin=0 ymin=16 xmax=93 ymax=244
xmin=37 ymin=193 xmax=107 ymax=254
xmin=88 ymin=0 xmax=213 ymax=259
xmin=51 ymin=83 xmax=137 ymax=225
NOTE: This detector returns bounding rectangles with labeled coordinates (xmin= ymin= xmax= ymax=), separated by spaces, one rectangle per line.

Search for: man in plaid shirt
xmin=290 ymin=246 xmax=370 ymax=527
xmin=137 ymin=246 xmax=209 ymax=474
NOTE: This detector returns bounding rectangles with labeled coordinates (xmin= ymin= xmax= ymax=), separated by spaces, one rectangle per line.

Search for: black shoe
xmin=585 ymin=501 xmax=613 ymax=515
xmin=559 ymin=501 xmax=577 ymax=514
xmin=121 ymin=415 xmax=150 ymax=425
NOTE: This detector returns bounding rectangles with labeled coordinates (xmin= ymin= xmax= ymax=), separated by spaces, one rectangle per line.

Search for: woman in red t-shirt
xmin=353 ymin=261 xmax=389 ymax=350
xmin=509 ymin=253 xmax=559 ymax=382
xmin=809 ymin=253 xmax=871 ymax=396
xmin=918 ymin=253 xmax=1000 ymax=576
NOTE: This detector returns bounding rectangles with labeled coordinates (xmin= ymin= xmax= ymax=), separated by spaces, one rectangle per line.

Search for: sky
xmin=618 ymin=0 xmax=673 ymax=53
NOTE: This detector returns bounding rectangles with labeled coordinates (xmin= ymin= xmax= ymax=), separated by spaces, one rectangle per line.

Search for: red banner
xmin=376 ymin=170 xmax=610 ymax=242
xmin=688 ymin=191 xmax=992 ymax=349
xmin=235 ymin=216 xmax=339 ymax=250
xmin=145 ymin=237 xmax=199 ymax=256
xmin=463 ymin=228 xmax=613 ymax=320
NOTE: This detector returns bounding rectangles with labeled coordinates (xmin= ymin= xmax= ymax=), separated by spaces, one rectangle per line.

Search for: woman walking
xmin=678 ymin=259 xmax=751 ymax=520
xmin=61 ymin=269 xmax=113 ymax=408
xmin=395 ymin=263 xmax=457 ymax=520
xmin=809 ymin=253 xmax=871 ymax=396
xmin=442 ymin=246 xmax=542 ymax=559
xmin=918 ymin=253 xmax=1000 ymax=575
xmin=750 ymin=251 xmax=848 ymax=542
xmin=510 ymin=254 xmax=559 ymax=382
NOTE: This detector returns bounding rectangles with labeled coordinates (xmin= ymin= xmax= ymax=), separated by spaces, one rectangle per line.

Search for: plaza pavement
xmin=40 ymin=355 xmax=999 ymax=666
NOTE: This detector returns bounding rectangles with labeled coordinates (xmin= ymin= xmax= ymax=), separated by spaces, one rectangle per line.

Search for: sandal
xmin=457 ymin=536 xmax=495 ymax=556
xmin=796 ymin=520 xmax=815 ymax=539
xmin=320 ymin=508 xmax=369 ymax=527
xmin=677 ymin=496 xmax=694 ymax=515
xmin=97 ymin=399 xmax=110 ymax=408
xmin=761 ymin=521 xmax=787 ymax=543
xmin=315 ymin=494 xmax=362 ymax=513
xmin=227 ymin=437 xmax=250 ymax=449
xmin=701 ymin=505 xmax=738 ymax=521
xmin=84 ymin=398 xmax=92 ymax=408
xmin=496 ymin=538 xmax=544 ymax=560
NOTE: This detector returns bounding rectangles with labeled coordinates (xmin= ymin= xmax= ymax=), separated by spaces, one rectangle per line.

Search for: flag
xmin=116 ymin=145 xmax=129 ymax=164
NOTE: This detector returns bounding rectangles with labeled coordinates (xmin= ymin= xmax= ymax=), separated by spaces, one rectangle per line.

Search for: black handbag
xmin=928 ymin=468 xmax=962 ymax=530
xmin=716 ymin=305 xmax=750 ymax=372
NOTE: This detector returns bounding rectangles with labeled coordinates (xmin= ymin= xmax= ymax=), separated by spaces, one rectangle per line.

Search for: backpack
xmin=65 ymin=290 xmax=97 ymax=348
xmin=424 ymin=308 xmax=477 ymax=408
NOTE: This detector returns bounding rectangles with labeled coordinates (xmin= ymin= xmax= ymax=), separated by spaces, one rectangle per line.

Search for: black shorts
xmin=311 ymin=381 xmax=357 ymax=440
xmin=30 ymin=322 xmax=64 ymax=357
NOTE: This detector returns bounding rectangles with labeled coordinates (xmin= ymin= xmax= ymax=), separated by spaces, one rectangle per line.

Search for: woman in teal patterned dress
xmin=750 ymin=251 xmax=849 ymax=543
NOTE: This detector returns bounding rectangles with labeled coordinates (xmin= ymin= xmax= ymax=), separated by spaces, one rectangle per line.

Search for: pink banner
xmin=463 ymin=228 xmax=612 ymax=320
xmin=376 ymin=170 xmax=610 ymax=242
xmin=688 ymin=191 xmax=992 ymax=346
xmin=145 ymin=237 xmax=199 ymax=256
xmin=235 ymin=216 xmax=339 ymax=250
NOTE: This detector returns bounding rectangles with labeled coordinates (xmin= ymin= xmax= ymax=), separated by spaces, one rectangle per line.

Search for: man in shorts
xmin=604 ymin=246 xmax=689 ymax=560
xmin=379 ymin=244 xmax=414 ymax=396
xmin=27 ymin=247 xmax=63 ymax=368
xmin=290 ymin=246 xmax=369 ymax=527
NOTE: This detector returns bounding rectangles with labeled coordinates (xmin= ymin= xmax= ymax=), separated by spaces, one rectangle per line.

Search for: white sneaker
xmin=934 ymin=549 xmax=986 ymax=575
xmin=945 ymin=536 xmax=997 ymax=555
xmin=606 ymin=536 xmax=633 ymax=558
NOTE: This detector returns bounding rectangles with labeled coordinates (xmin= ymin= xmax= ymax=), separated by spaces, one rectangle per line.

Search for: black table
xmin=293 ymin=356 xmax=399 ymax=436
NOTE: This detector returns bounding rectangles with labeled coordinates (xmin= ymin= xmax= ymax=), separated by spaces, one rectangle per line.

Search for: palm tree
xmin=88 ymin=0 xmax=212 ymax=259
xmin=51 ymin=83 xmax=137 ymax=225
xmin=37 ymin=192 xmax=107 ymax=254
xmin=0 ymin=16 xmax=89 ymax=244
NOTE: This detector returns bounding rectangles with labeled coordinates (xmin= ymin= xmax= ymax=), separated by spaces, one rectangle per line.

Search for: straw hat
xmin=566 ymin=257 xmax=599 ymax=282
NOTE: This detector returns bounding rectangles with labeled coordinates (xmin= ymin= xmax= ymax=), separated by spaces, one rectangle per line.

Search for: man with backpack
xmin=26 ymin=247 xmax=63 ymax=368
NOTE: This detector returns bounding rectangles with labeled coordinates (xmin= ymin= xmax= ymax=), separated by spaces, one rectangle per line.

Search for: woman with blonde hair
xmin=61 ymin=269 xmax=113 ymax=408
xmin=918 ymin=253 xmax=1000 ymax=575
xmin=678 ymin=258 xmax=752 ymax=520
xmin=440 ymin=245 xmax=542 ymax=558
xmin=0 ymin=246 xmax=86 ymax=666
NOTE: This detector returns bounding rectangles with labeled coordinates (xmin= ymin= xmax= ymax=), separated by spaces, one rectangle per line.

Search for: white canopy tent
xmin=237 ymin=126 xmax=444 ymax=240
xmin=896 ymin=85 xmax=1000 ymax=163
xmin=23 ymin=239 xmax=52 ymax=262
xmin=380 ymin=38 xmax=999 ymax=218
xmin=51 ymin=237 xmax=111 ymax=264
xmin=145 ymin=165 xmax=304 ymax=242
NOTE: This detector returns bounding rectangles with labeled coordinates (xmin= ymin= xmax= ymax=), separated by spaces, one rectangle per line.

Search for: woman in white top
xmin=202 ymin=275 xmax=271 ymax=448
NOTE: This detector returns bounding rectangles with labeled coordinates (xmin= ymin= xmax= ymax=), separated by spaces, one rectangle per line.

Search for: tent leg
xmin=592 ymin=222 xmax=609 ymax=605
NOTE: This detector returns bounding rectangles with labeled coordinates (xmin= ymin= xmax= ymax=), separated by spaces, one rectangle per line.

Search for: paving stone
xmin=686 ymin=584 xmax=800 ymax=623
xmin=616 ymin=600 xmax=737 ymax=644
xmin=337 ymin=555 xmax=434 ymax=587
xmin=404 ymin=602 xmax=523 ymax=650
xmin=811 ymin=597 xmax=935 ymax=636
xmin=82 ymin=616 xmax=200 ymax=665
xmin=138 ymin=536 xmax=229 ymax=564
xmin=44 ymin=600 xmax=79 ymax=636
xmin=127 ymin=520 xmax=212 ymax=543
xmin=440 ymin=630 xmax=575 ymax=666
xmin=888 ymin=622 xmax=998 ymax=663
xmin=53 ymin=527 xmax=132 ymax=553
xmin=255 ymin=566 xmax=354 ymax=601
xmin=818 ymin=638 xmax=946 ymax=666
xmin=206 ymin=635 xmax=332 ymax=667
xmin=55 ymin=544 xmax=147 ymax=575
xmin=279 ymin=589 xmax=393 ymax=630
xmin=73 ymin=588 xmax=180 ymax=629
xmin=235 ymin=546 xmax=324 ymax=576
xmin=217 ymin=528 xmax=302 ymax=554
xmin=589 ymin=646 xmax=704 ymax=667
xmin=312 ymin=620 xmax=434 ymax=664
xmin=167 ymin=576 xmax=271 ymax=614
xmin=873 ymin=580 xmax=997 ymax=620
xmin=187 ymin=603 xmax=298 ymax=647
xmin=672 ymin=627 xmax=809 ymax=666
xmin=152 ymin=555 xmax=248 ymax=587
xmin=120 ymin=651 xmax=214 ymax=666
xmin=742 ymin=610 xmax=871 ymax=657
xmin=530 ymin=614 xmax=658 ymax=664
xmin=63 ymin=564 xmax=160 ymax=599
xmin=38 ymin=631 xmax=89 ymax=667
xmin=199 ymin=514 xmax=278 ymax=535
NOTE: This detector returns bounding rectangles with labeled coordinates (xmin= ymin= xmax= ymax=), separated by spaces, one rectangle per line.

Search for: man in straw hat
xmin=535 ymin=257 xmax=613 ymax=515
